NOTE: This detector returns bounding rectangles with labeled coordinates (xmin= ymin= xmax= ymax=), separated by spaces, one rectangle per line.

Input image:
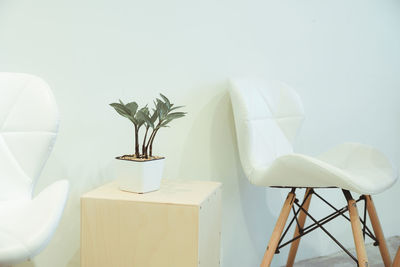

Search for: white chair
xmin=229 ymin=79 xmax=398 ymax=267
xmin=0 ymin=73 xmax=69 ymax=266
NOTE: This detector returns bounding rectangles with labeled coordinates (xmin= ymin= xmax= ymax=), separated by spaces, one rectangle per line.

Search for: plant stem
xmin=149 ymin=128 xmax=159 ymax=157
xmin=134 ymin=125 xmax=140 ymax=157
xmin=145 ymin=121 xmax=161 ymax=156
xmin=142 ymin=127 xmax=149 ymax=158
xmin=145 ymin=129 xmax=156 ymax=152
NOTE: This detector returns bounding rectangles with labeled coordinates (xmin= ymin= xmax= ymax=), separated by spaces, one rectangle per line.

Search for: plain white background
xmin=1 ymin=1 xmax=399 ymax=266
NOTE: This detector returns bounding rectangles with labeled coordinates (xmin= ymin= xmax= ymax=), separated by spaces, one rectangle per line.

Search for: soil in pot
xmin=116 ymin=155 xmax=165 ymax=162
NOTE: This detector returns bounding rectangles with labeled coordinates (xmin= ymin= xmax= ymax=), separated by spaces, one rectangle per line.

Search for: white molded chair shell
xmin=229 ymin=78 xmax=397 ymax=195
xmin=0 ymin=73 xmax=69 ymax=265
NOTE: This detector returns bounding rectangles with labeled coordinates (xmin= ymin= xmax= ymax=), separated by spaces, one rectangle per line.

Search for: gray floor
xmin=291 ymin=236 xmax=400 ymax=267
xmin=17 ymin=236 xmax=399 ymax=267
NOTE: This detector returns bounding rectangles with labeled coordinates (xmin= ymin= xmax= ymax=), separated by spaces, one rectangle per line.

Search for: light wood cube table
xmin=81 ymin=180 xmax=222 ymax=267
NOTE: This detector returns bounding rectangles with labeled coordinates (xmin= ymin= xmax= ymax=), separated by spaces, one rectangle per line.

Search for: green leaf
xmin=126 ymin=102 xmax=138 ymax=116
xmin=170 ymin=105 xmax=184 ymax=111
xmin=136 ymin=107 xmax=152 ymax=128
xmin=149 ymin=110 xmax=158 ymax=127
xmin=138 ymin=105 xmax=148 ymax=114
xmin=135 ymin=115 xmax=144 ymax=128
xmin=110 ymin=103 xmax=131 ymax=118
xmin=159 ymin=119 xmax=172 ymax=127
xmin=166 ymin=112 xmax=186 ymax=120
xmin=110 ymin=102 xmax=139 ymax=125
xmin=159 ymin=93 xmax=171 ymax=108
xmin=159 ymin=112 xmax=186 ymax=127
xmin=143 ymin=105 xmax=150 ymax=115
xmin=156 ymin=100 xmax=168 ymax=121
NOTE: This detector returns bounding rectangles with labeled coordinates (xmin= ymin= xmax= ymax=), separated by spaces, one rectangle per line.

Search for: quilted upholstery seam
xmin=0 ymin=77 xmax=31 ymax=132
xmin=257 ymin=86 xmax=274 ymax=115
xmin=0 ymin=227 xmax=32 ymax=255
xmin=0 ymin=134 xmax=32 ymax=185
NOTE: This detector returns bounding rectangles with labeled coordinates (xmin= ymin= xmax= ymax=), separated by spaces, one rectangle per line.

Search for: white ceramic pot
xmin=114 ymin=157 xmax=165 ymax=193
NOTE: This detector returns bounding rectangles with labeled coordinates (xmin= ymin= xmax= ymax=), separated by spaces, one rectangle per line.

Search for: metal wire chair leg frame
xmin=273 ymin=188 xmax=378 ymax=265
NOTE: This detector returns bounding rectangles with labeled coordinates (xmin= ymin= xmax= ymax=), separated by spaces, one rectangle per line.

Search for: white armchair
xmin=229 ymin=78 xmax=398 ymax=267
xmin=0 ymin=73 xmax=69 ymax=266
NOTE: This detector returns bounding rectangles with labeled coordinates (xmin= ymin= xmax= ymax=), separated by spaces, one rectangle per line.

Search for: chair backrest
xmin=229 ymin=78 xmax=304 ymax=178
xmin=0 ymin=73 xmax=59 ymax=201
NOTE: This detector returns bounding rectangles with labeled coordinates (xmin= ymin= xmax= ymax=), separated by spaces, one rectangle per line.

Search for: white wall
xmin=1 ymin=1 xmax=400 ymax=266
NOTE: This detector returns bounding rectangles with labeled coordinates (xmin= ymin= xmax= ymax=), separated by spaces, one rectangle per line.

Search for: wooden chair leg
xmin=393 ymin=246 xmax=400 ymax=267
xmin=286 ymin=188 xmax=312 ymax=267
xmin=346 ymin=193 xmax=369 ymax=267
xmin=260 ymin=191 xmax=296 ymax=267
xmin=365 ymin=195 xmax=392 ymax=267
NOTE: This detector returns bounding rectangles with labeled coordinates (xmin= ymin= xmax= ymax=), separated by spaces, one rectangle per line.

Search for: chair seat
xmin=249 ymin=143 xmax=398 ymax=194
xmin=0 ymin=180 xmax=69 ymax=265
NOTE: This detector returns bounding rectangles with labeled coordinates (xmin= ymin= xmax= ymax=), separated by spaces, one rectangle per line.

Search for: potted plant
xmin=110 ymin=94 xmax=186 ymax=193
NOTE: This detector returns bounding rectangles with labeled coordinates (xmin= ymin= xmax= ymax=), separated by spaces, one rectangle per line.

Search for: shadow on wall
xmin=178 ymin=81 xmax=321 ymax=266
xmin=27 ymin=149 xmax=115 ymax=267
xmin=177 ymin=81 xmax=316 ymax=266
xmin=211 ymin=88 xmax=276 ymax=266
